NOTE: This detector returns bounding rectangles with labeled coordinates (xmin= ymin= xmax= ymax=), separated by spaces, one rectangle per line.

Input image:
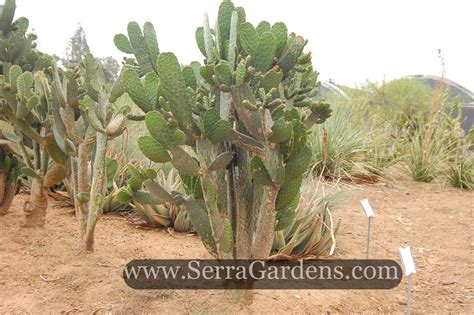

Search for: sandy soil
xmin=0 ymin=173 xmax=472 ymax=314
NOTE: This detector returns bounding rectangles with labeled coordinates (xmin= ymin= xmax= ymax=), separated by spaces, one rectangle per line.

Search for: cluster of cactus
xmin=116 ymin=0 xmax=331 ymax=259
xmin=0 ymin=0 xmax=38 ymax=72
xmin=0 ymin=139 xmax=20 ymax=215
xmin=0 ymin=63 xmax=72 ymax=227
xmin=0 ymin=0 xmax=70 ymax=226
xmin=0 ymin=0 xmax=129 ymax=249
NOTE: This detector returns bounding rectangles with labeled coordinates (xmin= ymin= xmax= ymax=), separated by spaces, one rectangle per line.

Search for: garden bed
xmin=1 ymin=175 xmax=472 ymax=313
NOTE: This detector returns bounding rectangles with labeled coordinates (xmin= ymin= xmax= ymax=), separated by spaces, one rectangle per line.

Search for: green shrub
xmin=346 ymin=78 xmax=433 ymax=128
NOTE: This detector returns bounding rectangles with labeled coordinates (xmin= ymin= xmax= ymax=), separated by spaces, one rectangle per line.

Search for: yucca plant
xmin=271 ymin=175 xmax=342 ymax=259
xmin=445 ymin=103 xmax=473 ymax=190
xmin=404 ymin=121 xmax=453 ymax=182
xmin=309 ymin=102 xmax=393 ymax=180
xmin=403 ymin=88 xmax=463 ymax=183
xmin=448 ymin=158 xmax=473 ymax=189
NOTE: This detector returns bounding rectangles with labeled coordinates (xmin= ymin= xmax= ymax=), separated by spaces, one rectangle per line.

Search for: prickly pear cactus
xmin=0 ymin=0 xmax=130 ymax=250
xmin=0 ymin=0 xmax=39 ymax=73
xmin=0 ymin=2 xmax=128 ymax=246
xmin=47 ymin=54 xmax=129 ymax=250
xmin=119 ymin=0 xmax=331 ymax=259
xmin=0 ymin=0 xmax=69 ymax=226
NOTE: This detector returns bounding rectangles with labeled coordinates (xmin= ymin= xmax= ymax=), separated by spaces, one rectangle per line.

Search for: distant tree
xmin=99 ymin=56 xmax=120 ymax=81
xmin=62 ymin=25 xmax=90 ymax=69
xmin=62 ymin=25 xmax=119 ymax=80
xmin=52 ymin=54 xmax=61 ymax=64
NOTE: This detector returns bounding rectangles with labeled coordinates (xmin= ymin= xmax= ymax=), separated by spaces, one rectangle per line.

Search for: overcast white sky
xmin=16 ymin=0 xmax=474 ymax=91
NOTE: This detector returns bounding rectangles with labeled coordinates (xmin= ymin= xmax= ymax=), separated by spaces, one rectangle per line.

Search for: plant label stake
xmin=360 ymin=199 xmax=374 ymax=259
xmin=399 ymin=246 xmax=416 ymax=315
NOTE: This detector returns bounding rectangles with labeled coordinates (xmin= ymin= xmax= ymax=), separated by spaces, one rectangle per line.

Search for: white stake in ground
xmin=399 ymin=246 xmax=416 ymax=315
xmin=359 ymin=199 xmax=374 ymax=259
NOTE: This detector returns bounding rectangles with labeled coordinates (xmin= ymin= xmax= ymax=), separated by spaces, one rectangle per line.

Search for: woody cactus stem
xmin=118 ymin=0 xmax=331 ymax=260
xmin=83 ymin=91 xmax=108 ymax=250
xmin=22 ymin=177 xmax=48 ymax=226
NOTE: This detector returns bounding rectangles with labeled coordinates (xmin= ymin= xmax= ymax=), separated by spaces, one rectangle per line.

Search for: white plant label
xmin=399 ymin=246 xmax=416 ymax=276
xmin=360 ymin=199 xmax=374 ymax=217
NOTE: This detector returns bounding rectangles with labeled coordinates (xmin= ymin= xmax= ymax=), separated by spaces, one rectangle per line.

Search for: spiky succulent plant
xmin=271 ymin=176 xmax=341 ymax=259
xmin=117 ymin=0 xmax=331 ymax=259
xmin=115 ymin=164 xmax=192 ymax=231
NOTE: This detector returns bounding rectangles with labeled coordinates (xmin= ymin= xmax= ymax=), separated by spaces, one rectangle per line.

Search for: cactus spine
xmin=118 ymin=0 xmax=331 ymax=259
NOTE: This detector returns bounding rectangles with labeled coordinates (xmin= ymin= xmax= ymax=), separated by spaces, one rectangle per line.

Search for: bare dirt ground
xmin=0 ymin=172 xmax=473 ymax=314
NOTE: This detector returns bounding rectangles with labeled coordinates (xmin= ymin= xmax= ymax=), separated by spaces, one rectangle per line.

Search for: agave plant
xmin=271 ymin=175 xmax=342 ymax=259
xmin=116 ymin=164 xmax=192 ymax=231
xmin=134 ymin=202 xmax=192 ymax=232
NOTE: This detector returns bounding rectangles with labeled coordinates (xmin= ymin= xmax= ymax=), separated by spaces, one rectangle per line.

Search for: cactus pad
xmin=138 ymin=136 xmax=171 ymax=163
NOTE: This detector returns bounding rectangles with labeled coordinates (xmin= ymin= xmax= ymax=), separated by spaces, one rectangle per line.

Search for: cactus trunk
xmin=76 ymin=142 xmax=89 ymax=239
xmin=22 ymin=177 xmax=48 ymax=227
xmin=250 ymin=185 xmax=279 ymax=258
xmin=82 ymin=88 xmax=109 ymax=251
xmin=83 ymin=132 xmax=107 ymax=250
